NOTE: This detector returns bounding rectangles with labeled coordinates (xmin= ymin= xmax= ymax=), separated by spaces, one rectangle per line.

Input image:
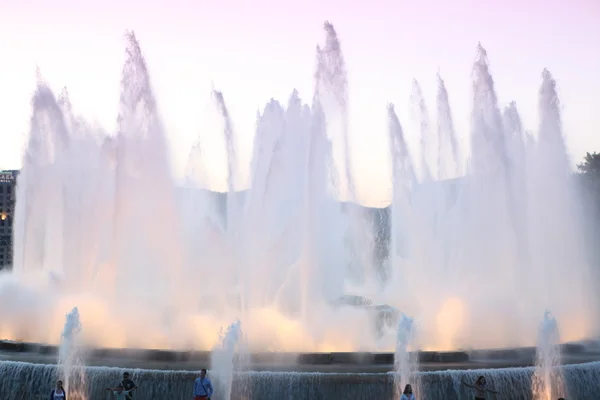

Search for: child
xmin=106 ymin=384 xmax=134 ymax=400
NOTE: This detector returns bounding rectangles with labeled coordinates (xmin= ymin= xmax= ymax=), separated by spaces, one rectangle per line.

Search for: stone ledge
xmin=0 ymin=340 xmax=470 ymax=365
xmin=2 ymin=340 xmax=597 ymax=366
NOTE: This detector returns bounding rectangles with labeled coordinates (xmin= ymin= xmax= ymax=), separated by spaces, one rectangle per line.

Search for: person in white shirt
xmin=50 ymin=380 xmax=67 ymax=400
xmin=105 ymin=384 xmax=134 ymax=400
xmin=400 ymin=383 xmax=415 ymax=400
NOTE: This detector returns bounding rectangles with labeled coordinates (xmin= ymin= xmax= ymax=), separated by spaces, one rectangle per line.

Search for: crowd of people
xmin=396 ymin=377 xmax=497 ymax=400
xmin=398 ymin=376 xmax=568 ymax=400
xmin=49 ymin=369 xmax=214 ymax=400
xmin=49 ymin=371 xmax=570 ymax=399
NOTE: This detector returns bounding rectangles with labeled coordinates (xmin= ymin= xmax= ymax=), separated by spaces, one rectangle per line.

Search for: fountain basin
xmin=2 ymin=359 xmax=600 ymax=400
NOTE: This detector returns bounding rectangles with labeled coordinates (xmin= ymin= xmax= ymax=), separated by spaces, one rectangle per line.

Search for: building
xmin=0 ymin=170 xmax=18 ymax=270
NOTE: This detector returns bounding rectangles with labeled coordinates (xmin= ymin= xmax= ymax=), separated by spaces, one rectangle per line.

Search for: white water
xmin=210 ymin=320 xmax=248 ymax=400
xmin=2 ymin=360 xmax=600 ymax=400
xmin=58 ymin=307 xmax=86 ymax=399
xmin=0 ymin=23 xmax=596 ymax=356
xmin=393 ymin=314 xmax=418 ymax=398
xmin=532 ymin=311 xmax=566 ymax=399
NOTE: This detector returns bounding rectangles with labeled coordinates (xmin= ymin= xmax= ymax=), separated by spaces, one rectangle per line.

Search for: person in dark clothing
xmin=462 ymin=376 xmax=499 ymax=399
xmin=121 ymin=372 xmax=137 ymax=400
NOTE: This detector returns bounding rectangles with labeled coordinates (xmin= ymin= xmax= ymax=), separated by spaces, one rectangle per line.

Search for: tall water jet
xmin=435 ymin=73 xmax=461 ymax=179
xmin=212 ymin=90 xmax=245 ymax=313
xmin=58 ymin=307 xmax=86 ymax=399
xmin=387 ymin=104 xmax=415 ymax=264
xmin=393 ymin=314 xmax=418 ymax=398
xmin=428 ymin=42 xmax=521 ymax=350
xmin=462 ymin=41 xmax=515 ymax=281
xmin=315 ymin=21 xmax=353 ymax=200
xmin=315 ymin=21 xmax=376 ymax=291
xmin=181 ymin=129 xmax=221 ymax=289
xmin=12 ymin=79 xmax=70 ymax=276
xmin=411 ymin=80 xmax=435 ymax=181
xmin=112 ymin=31 xmax=186 ymax=340
xmin=532 ymin=311 xmax=566 ymax=399
xmin=502 ymin=102 xmax=530 ymax=261
xmin=296 ymin=99 xmax=346 ymax=342
xmin=212 ymin=90 xmax=239 ymax=218
xmin=13 ymin=76 xmax=117 ymax=294
xmin=245 ymin=92 xmax=314 ymax=314
xmin=502 ymin=102 xmax=528 ymax=173
xmin=469 ymin=43 xmax=508 ymax=176
xmin=243 ymin=99 xmax=287 ymax=310
xmin=211 ymin=320 xmax=248 ymax=400
xmin=527 ymin=69 xmax=594 ymax=328
xmin=408 ymin=82 xmax=446 ymax=313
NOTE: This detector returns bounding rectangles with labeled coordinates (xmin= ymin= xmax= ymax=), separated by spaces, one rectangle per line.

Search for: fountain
xmin=393 ymin=314 xmax=418 ymax=398
xmin=532 ymin=311 xmax=566 ymax=399
xmin=210 ymin=320 xmax=248 ymax=400
xmin=58 ymin=307 xmax=86 ymax=399
xmin=0 ymin=21 xmax=599 ymax=399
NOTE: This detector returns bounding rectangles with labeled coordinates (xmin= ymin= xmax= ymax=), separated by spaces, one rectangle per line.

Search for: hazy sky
xmin=0 ymin=0 xmax=598 ymax=206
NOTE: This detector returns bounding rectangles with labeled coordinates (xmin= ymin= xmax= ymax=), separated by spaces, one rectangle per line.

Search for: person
xmin=50 ymin=380 xmax=67 ymax=400
xmin=106 ymin=384 xmax=134 ymax=400
xmin=462 ymin=376 xmax=499 ymax=399
xmin=121 ymin=371 xmax=137 ymax=400
xmin=193 ymin=369 xmax=214 ymax=400
xmin=400 ymin=384 xmax=415 ymax=400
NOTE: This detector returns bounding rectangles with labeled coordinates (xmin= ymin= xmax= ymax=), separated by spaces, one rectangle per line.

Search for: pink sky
xmin=0 ymin=0 xmax=598 ymax=205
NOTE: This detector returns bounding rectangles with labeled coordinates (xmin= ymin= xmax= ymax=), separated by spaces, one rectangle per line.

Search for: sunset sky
xmin=0 ymin=0 xmax=598 ymax=206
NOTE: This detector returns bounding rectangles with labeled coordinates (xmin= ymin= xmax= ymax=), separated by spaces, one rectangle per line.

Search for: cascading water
xmin=58 ymin=307 xmax=86 ymax=399
xmin=532 ymin=311 xmax=566 ymax=399
xmin=210 ymin=320 xmax=248 ymax=400
xmin=393 ymin=314 xmax=418 ymax=398
xmin=0 ymin=22 xmax=596 ymax=359
xmin=3 ymin=359 xmax=600 ymax=399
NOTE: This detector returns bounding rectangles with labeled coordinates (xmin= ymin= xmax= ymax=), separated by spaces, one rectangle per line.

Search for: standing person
xmin=121 ymin=371 xmax=137 ymax=400
xmin=106 ymin=384 xmax=133 ymax=400
xmin=462 ymin=376 xmax=499 ymax=399
xmin=50 ymin=380 xmax=67 ymax=400
xmin=400 ymin=384 xmax=415 ymax=400
xmin=193 ymin=369 xmax=214 ymax=400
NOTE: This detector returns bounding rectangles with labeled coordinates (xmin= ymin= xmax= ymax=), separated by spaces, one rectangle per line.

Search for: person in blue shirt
xmin=193 ymin=369 xmax=214 ymax=400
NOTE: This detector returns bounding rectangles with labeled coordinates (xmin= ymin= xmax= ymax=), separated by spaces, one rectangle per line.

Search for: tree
xmin=577 ymin=152 xmax=600 ymax=175
xmin=576 ymin=152 xmax=600 ymax=268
